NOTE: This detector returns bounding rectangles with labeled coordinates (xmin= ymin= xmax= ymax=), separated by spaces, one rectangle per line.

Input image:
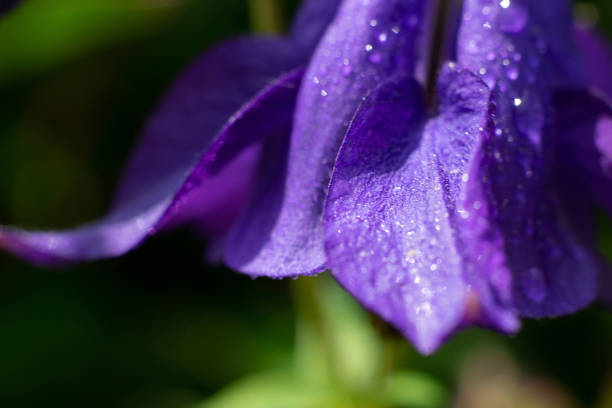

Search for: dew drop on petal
xmin=507 ymin=66 xmax=519 ymax=80
xmin=498 ymin=1 xmax=528 ymax=33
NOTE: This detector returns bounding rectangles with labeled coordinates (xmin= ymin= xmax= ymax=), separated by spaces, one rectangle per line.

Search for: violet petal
xmin=0 ymin=0 xmax=345 ymax=266
xmin=0 ymin=39 xmax=302 ymax=266
xmin=226 ymin=0 xmax=433 ymax=277
xmin=324 ymin=67 xmax=518 ymax=354
xmin=458 ymin=0 xmax=598 ymax=317
xmin=574 ymin=25 xmax=612 ymax=99
xmin=551 ymin=89 xmax=612 ymax=220
xmin=289 ymin=0 xmax=342 ymax=51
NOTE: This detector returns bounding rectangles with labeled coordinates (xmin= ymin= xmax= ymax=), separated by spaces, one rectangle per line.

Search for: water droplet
xmin=498 ymin=2 xmax=528 ymax=33
xmin=514 ymin=90 xmax=544 ymax=145
xmin=458 ymin=209 xmax=470 ymax=219
xmin=507 ymin=66 xmax=519 ymax=80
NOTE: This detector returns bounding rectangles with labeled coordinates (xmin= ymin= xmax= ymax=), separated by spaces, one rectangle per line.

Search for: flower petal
xmin=0 ymin=38 xmax=302 ymax=266
xmin=226 ymin=0 xmax=433 ymax=277
xmin=459 ymin=0 xmax=583 ymax=92
xmin=324 ymin=67 xmax=518 ymax=354
xmin=574 ymin=24 xmax=612 ymax=99
xmin=289 ymin=0 xmax=342 ymax=51
xmin=458 ymin=0 xmax=598 ymax=317
xmin=551 ymin=89 xmax=612 ymax=219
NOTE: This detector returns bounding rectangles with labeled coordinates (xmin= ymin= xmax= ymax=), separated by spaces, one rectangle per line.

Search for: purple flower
xmin=2 ymin=0 xmax=612 ymax=354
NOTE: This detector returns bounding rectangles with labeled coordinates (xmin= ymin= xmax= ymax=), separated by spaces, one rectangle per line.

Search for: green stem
xmin=248 ymin=0 xmax=285 ymax=34
xmin=291 ymin=276 xmax=336 ymax=385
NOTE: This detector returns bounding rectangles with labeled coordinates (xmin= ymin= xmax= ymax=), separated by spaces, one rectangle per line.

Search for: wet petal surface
xmin=324 ymin=67 xmax=518 ymax=354
xmin=458 ymin=0 xmax=597 ymax=316
xmin=226 ymin=0 xmax=433 ymax=277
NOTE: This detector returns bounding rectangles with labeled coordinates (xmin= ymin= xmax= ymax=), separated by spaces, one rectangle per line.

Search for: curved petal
xmin=550 ymin=89 xmax=612 ymax=228
xmin=289 ymin=0 xmax=342 ymax=51
xmin=324 ymin=67 xmax=518 ymax=354
xmin=226 ymin=0 xmax=434 ymax=277
xmin=0 ymin=0 xmax=343 ymax=266
xmin=458 ymin=0 xmax=598 ymax=317
xmin=0 ymin=38 xmax=302 ymax=266
xmin=574 ymin=24 xmax=612 ymax=100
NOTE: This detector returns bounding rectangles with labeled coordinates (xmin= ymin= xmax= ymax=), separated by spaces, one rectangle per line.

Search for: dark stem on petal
xmin=426 ymin=0 xmax=464 ymax=108
xmin=426 ymin=0 xmax=449 ymax=107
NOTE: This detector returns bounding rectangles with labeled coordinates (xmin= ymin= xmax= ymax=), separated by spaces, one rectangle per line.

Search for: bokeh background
xmin=1 ymin=0 xmax=611 ymax=407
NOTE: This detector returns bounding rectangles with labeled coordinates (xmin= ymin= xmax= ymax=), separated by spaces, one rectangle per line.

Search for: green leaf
xmin=292 ymin=274 xmax=384 ymax=391
xmin=0 ymin=0 xmax=180 ymax=82
xmin=192 ymin=371 xmax=354 ymax=408
xmin=383 ymin=371 xmax=448 ymax=408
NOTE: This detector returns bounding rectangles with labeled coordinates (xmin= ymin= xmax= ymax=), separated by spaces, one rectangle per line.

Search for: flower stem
xmin=248 ymin=0 xmax=285 ymax=34
xmin=291 ymin=276 xmax=336 ymax=385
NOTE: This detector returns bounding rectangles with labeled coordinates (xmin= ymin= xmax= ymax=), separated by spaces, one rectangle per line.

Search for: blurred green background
xmin=0 ymin=0 xmax=612 ymax=407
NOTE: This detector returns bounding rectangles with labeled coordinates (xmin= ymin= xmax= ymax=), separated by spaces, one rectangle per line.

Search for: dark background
xmin=0 ymin=1 xmax=611 ymax=407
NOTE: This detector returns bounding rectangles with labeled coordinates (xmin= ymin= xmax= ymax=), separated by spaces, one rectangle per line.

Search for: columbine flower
xmin=1 ymin=0 xmax=612 ymax=354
